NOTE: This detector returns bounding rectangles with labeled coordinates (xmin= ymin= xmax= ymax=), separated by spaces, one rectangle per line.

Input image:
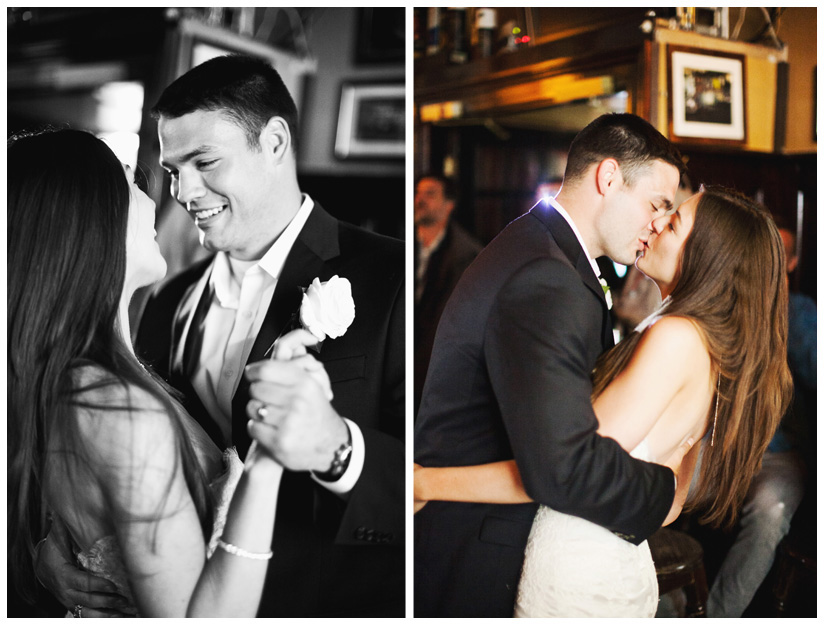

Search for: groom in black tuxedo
xmin=38 ymin=55 xmax=404 ymax=617
xmin=141 ymin=55 xmax=404 ymax=617
xmin=414 ymin=114 xmax=687 ymax=616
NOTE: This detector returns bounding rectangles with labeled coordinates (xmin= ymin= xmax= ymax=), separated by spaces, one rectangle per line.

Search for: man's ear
xmin=260 ymin=116 xmax=292 ymax=161
xmin=595 ymin=158 xmax=621 ymax=196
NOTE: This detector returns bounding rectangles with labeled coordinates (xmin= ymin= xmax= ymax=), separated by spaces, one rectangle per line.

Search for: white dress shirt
xmin=544 ymin=196 xmax=601 ymax=280
xmin=189 ymin=194 xmax=364 ymax=494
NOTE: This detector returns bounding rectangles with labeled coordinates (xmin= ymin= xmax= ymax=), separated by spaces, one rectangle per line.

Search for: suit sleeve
xmin=333 ymin=276 xmax=405 ymax=547
xmin=485 ymin=257 xmax=674 ymax=543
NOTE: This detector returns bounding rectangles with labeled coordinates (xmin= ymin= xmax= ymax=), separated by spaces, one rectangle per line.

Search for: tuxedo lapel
xmin=171 ymin=263 xmax=213 ymax=378
xmin=531 ymin=203 xmax=610 ymax=310
xmin=250 ymin=203 xmax=341 ymax=364
xmin=531 ymin=203 xmax=615 ymax=350
xmin=231 ymin=203 xmax=341 ymax=458
xmin=165 ymin=260 xmax=227 ymax=446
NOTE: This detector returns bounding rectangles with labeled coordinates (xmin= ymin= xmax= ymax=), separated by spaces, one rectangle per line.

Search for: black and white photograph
xmin=8 ymin=7 xmax=404 ymax=618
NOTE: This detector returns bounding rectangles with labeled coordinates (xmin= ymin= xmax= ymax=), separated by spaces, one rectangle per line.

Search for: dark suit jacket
xmin=136 ymin=203 xmax=404 ymax=617
xmin=414 ymin=203 xmax=674 ymax=617
xmin=414 ymin=220 xmax=482 ymax=416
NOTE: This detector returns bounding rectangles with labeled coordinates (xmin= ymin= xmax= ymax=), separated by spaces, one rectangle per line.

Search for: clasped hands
xmin=245 ymin=329 xmax=349 ymax=474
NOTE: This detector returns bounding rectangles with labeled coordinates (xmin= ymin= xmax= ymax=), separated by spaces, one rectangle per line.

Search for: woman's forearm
xmin=186 ymin=446 xmax=283 ymax=617
xmin=416 ymin=460 xmax=533 ymax=505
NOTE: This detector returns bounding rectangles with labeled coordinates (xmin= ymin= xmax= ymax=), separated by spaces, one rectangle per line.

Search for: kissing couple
xmin=414 ymin=113 xmax=791 ymax=617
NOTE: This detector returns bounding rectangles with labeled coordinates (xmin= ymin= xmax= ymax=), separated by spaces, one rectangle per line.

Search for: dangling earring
xmin=710 ymin=373 xmax=721 ymax=447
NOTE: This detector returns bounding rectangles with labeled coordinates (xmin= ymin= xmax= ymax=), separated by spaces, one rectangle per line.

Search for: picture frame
xmin=334 ymin=82 xmax=405 ymax=159
xmin=668 ymin=46 xmax=746 ymax=145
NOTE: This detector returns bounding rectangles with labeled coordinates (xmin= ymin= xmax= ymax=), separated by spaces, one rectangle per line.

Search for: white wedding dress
xmin=66 ymin=448 xmax=244 ymax=617
xmin=513 ymin=438 xmax=659 ymax=618
xmin=514 ymin=301 xmax=672 ymax=618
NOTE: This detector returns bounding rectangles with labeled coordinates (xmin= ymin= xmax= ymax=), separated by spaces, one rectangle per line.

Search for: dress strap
xmin=710 ymin=373 xmax=721 ymax=447
xmin=633 ymin=295 xmax=672 ymax=333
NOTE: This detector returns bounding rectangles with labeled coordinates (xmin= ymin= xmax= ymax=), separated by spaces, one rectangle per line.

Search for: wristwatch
xmin=313 ymin=423 xmax=353 ymax=482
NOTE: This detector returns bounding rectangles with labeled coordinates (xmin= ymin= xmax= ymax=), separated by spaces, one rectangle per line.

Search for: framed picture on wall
xmin=334 ymin=82 xmax=405 ymax=159
xmin=668 ymin=46 xmax=746 ymax=145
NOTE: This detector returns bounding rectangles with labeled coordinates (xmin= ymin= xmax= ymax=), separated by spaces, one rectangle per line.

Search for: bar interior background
xmin=414 ymin=7 xmax=816 ymax=299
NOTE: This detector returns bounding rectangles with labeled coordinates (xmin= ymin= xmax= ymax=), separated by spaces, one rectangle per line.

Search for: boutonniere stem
xmin=599 ymin=277 xmax=613 ymax=310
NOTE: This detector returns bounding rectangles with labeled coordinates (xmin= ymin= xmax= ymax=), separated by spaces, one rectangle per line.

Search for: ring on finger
xmin=255 ymin=403 xmax=271 ymax=421
xmin=72 ymin=604 xmax=83 ymax=618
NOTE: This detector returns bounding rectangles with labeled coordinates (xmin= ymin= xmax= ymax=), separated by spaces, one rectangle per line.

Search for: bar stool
xmin=771 ymin=536 xmax=816 ymax=616
xmin=649 ymin=527 xmax=709 ymax=617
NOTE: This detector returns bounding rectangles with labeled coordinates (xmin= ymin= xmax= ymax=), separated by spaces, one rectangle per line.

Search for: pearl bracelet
xmin=216 ymin=539 xmax=273 ymax=561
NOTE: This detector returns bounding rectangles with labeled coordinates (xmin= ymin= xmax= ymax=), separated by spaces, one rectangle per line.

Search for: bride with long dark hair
xmin=8 ymin=129 xmax=301 ymax=616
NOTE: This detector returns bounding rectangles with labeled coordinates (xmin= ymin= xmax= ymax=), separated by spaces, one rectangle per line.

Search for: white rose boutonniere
xmin=265 ymin=275 xmax=355 ymax=360
xmin=299 ymin=275 xmax=356 ymax=342
xmin=599 ymin=277 xmax=613 ymax=310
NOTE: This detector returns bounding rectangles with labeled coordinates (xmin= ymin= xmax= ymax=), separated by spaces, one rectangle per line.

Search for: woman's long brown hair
xmin=592 ymin=186 xmax=792 ymax=529
xmin=8 ymin=130 xmax=213 ymax=601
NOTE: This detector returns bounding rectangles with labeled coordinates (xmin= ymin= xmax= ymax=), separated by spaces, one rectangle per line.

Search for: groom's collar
xmin=211 ymin=193 xmax=316 ymax=293
xmin=540 ymin=197 xmax=601 ymax=279
xmin=530 ymin=199 xmax=594 ymax=276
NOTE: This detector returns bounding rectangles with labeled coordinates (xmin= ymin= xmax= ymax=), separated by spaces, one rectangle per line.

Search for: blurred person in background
xmin=414 ymin=174 xmax=482 ymax=417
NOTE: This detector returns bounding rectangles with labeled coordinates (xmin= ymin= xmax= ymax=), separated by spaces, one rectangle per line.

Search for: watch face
xmin=315 ymin=440 xmax=353 ymax=481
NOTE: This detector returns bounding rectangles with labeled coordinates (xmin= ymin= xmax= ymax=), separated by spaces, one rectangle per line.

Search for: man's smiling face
xmin=159 ymin=109 xmax=279 ymax=261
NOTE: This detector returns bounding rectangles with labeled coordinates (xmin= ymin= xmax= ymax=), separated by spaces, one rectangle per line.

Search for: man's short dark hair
xmin=416 ymin=174 xmax=457 ymax=203
xmin=151 ymin=54 xmax=299 ymax=152
xmin=564 ymin=113 xmax=686 ymax=188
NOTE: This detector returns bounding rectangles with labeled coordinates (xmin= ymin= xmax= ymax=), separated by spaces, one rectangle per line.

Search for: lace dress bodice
xmin=67 ymin=448 xmax=244 ymax=617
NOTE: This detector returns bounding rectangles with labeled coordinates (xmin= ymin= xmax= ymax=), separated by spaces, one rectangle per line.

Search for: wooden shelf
xmin=415 ymin=14 xmax=650 ymax=115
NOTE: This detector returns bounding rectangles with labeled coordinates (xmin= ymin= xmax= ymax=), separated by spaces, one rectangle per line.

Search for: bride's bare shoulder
xmin=634 ymin=315 xmax=714 ymax=401
xmin=69 ymin=364 xmax=177 ymax=467
xmin=641 ymin=316 xmax=710 ymax=365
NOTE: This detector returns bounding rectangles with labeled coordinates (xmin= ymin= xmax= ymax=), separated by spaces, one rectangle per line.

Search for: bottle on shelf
xmin=414 ymin=8 xmax=425 ymax=59
xmin=447 ymin=8 xmax=468 ymax=64
xmin=475 ymin=8 xmax=497 ymax=59
xmin=426 ymin=7 xmax=443 ymax=56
